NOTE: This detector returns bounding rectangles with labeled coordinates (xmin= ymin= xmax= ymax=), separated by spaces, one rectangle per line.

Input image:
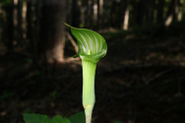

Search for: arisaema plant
xmin=65 ymin=23 xmax=107 ymax=123
xmin=22 ymin=24 xmax=122 ymax=123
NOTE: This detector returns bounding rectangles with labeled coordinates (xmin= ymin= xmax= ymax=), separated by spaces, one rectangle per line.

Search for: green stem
xmin=82 ymin=59 xmax=97 ymax=123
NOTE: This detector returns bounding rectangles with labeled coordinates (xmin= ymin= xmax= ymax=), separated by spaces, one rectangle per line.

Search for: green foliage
xmin=53 ymin=115 xmax=70 ymax=123
xmin=0 ymin=0 xmax=13 ymax=6
xmin=0 ymin=91 xmax=14 ymax=99
xmin=22 ymin=112 xmax=85 ymax=123
xmin=49 ymin=91 xmax=59 ymax=100
xmin=26 ymin=58 xmax=33 ymax=63
xmin=23 ymin=113 xmax=70 ymax=123
xmin=113 ymin=121 xmax=122 ymax=123
xmin=23 ymin=108 xmax=34 ymax=114
xmin=35 ymin=71 xmax=41 ymax=76
xmin=23 ymin=112 xmax=122 ymax=123
xmin=69 ymin=112 xmax=85 ymax=123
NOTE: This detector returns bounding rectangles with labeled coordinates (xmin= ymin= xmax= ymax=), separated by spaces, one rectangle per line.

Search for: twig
xmin=65 ymin=32 xmax=78 ymax=53
xmin=144 ymin=68 xmax=173 ymax=85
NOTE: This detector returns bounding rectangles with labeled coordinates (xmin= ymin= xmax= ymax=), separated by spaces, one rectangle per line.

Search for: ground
xmin=0 ymin=24 xmax=185 ymax=123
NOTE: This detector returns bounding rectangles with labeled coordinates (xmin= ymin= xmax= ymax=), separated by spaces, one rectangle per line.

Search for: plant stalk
xmin=82 ymin=59 xmax=96 ymax=123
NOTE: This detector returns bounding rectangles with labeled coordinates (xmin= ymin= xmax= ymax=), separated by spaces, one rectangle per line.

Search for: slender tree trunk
xmin=35 ymin=0 xmax=41 ymax=28
xmin=26 ymin=0 xmax=34 ymax=50
xmin=110 ymin=0 xmax=115 ymax=27
xmin=77 ymin=0 xmax=85 ymax=27
xmin=85 ymin=0 xmax=93 ymax=28
xmin=22 ymin=0 xmax=27 ymax=39
xmin=176 ymin=0 xmax=182 ymax=22
xmin=40 ymin=0 xmax=66 ymax=63
xmin=17 ymin=0 xmax=23 ymax=44
xmin=119 ymin=0 xmax=124 ymax=28
xmin=91 ymin=0 xmax=94 ymax=27
xmin=132 ymin=0 xmax=138 ymax=26
xmin=156 ymin=0 xmax=178 ymax=36
xmin=121 ymin=0 xmax=129 ymax=30
xmin=137 ymin=0 xmax=145 ymax=26
xmin=13 ymin=0 xmax=18 ymax=45
xmin=72 ymin=0 xmax=80 ymax=27
xmin=157 ymin=0 xmax=165 ymax=23
xmin=145 ymin=0 xmax=156 ymax=28
xmin=93 ymin=0 xmax=98 ymax=24
xmin=0 ymin=4 xmax=3 ymax=42
xmin=149 ymin=0 xmax=156 ymax=24
xmin=164 ymin=0 xmax=178 ymax=27
xmin=97 ymin=0 xmax=103 ymax=29
xmin=6 ymin=2 xmax=14 ymax=51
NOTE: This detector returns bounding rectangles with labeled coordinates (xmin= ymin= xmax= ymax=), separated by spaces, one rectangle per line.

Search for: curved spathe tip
xmin=65 ymin=23 xmax=107 ymax=63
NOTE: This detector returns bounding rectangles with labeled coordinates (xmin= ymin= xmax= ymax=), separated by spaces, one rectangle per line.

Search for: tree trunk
xmin=40 ymin=0 xmax=66 ymax=63
xmin=35 ymin=0 xmax=41 ymax=28
xmin=137 ymin=0 xmax=145 ymax=26
xmin=157 ymin=0 xmax=165 ymax=23
xmin=13 ymin=0 xmax=18 ymax=46
xmin=85 ymin=0 xmax=93 ymax=28
xmin=26 ymin=0 xmax=34 ymax=47
xmin=93 ymin=0 xmax=98 ymax=24
xmin=72 ymin=0 xmax=80 ymax=27
xmin=176 ymin=0 xmax=182 ymax=22
xmin=149 ymin=0 xmax=156 ymax=24
xmin=6 ymin=2 xmax=14 ymax=51
xmin=155 ymin=0 xmax=178 ymax=36
xmin=110 ymin=0 xmax=115 ymax=27
xmin=22 ymin=0 xmax=27 ymax=39
xmin=79 ymin=1 xmax=85 ymax=27
xmin=121 ymin=0 xmax=129 ymax=30
xmin=17 ymin=0 xmax=23 ymax=44
xmin=164 ymin=0 xmax=178 ymax=27
xmin=97 ymin=0 xmax=103 ymax=29
xmin=0 ymin=4 xmax=2 ymax=42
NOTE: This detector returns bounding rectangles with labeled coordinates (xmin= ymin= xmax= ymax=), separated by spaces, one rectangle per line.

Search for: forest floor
xmin=0 ymin=24 xmax=185 ymax=123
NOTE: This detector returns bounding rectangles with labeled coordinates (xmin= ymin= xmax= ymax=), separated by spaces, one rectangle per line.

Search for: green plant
xmin=0 ymin=91 xmax=14 ymax=99
xmin=65 ymin=23 xmax=107 ymax=123
xmin=50 ymin=91 xmax=59 ymax=100
xmin=22 ymin=24 xmax=122 ymax=123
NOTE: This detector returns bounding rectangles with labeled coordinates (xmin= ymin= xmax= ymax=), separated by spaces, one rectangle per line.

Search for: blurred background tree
xmin=40 ymin=0 xmax=66 ymax=63
xmin=0 ymin=0 xmax=184 ymax=63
